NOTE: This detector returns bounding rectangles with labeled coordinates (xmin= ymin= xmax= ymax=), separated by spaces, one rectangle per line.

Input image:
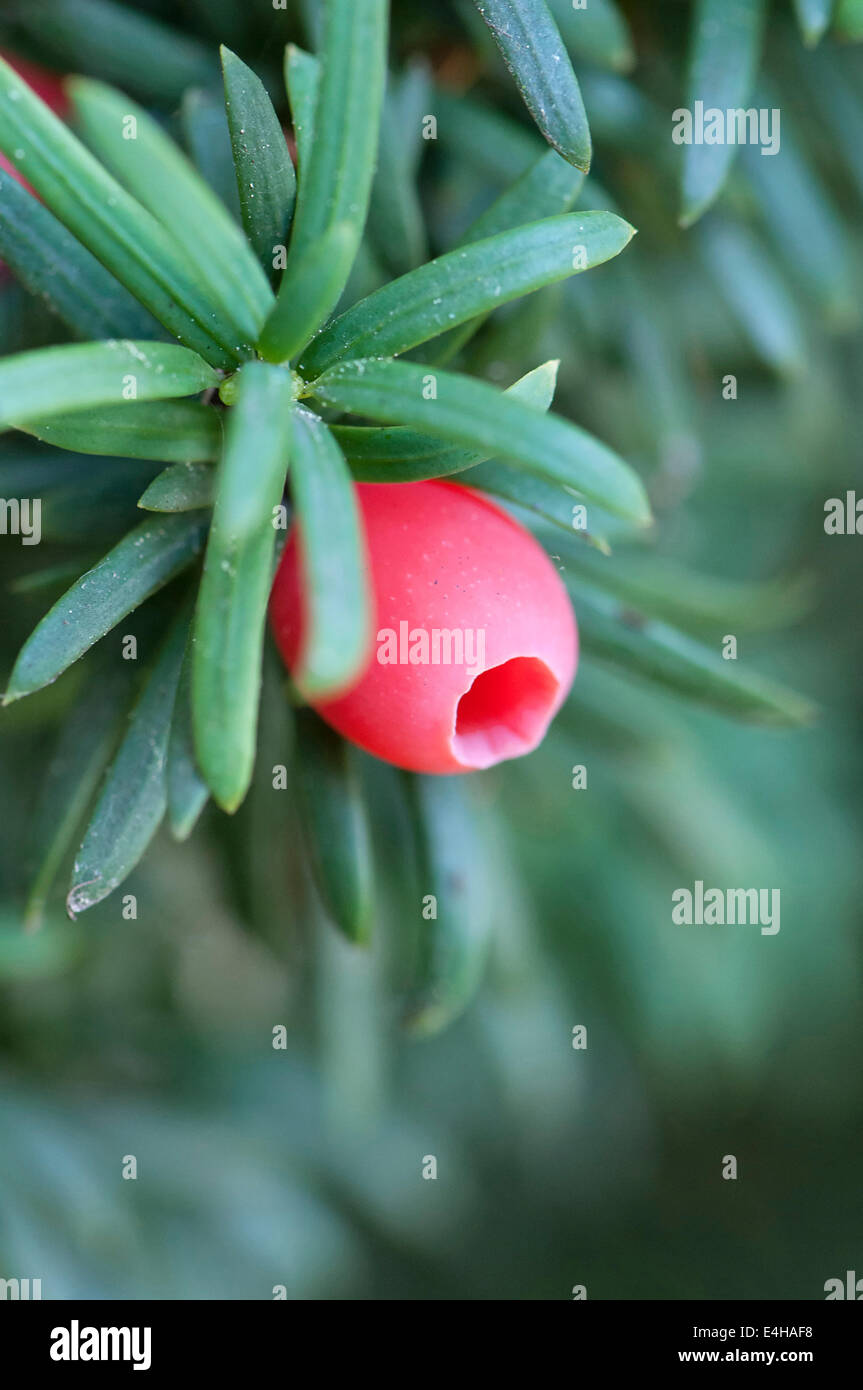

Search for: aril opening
xmin=451 ymin=657 xmax=560 ymax=769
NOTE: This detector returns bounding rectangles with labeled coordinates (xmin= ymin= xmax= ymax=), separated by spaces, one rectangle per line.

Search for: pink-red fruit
xmin=270 ymin=480 xmax=578 ymax=774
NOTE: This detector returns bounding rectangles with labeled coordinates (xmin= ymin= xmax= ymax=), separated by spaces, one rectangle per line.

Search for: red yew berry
xmin=270 ymin=480 xmax=578 ymax=774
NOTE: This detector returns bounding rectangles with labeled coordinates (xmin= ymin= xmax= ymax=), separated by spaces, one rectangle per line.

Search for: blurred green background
xmin=1 ymin=0 xmax=862 ymax=1299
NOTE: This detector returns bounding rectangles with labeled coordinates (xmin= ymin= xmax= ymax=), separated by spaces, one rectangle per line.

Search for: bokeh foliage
xmin=0 ymin=0 xmax=861 ymax=1299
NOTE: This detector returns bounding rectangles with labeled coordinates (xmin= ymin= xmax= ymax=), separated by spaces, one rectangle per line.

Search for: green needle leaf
xmin=258 ymin=0 xmax=388 ymax=361
xmin=0 ymin=171 xmax=162 ymax=341
xmin=221 ymin=47 xmax=297 ymax=286
xmin=1 ymin=341 xmax=218 ymax=433
xmin=679 ymin=0 xmax=768 ymax=227
xmin=167 ymin=640 xmax=208 ymax=841
xmin=284 ymin=44 xmax=321 ymax=171
xmin=472 ymin=0 xmax=592 ymax=171
xmin=192 ymin=362 xmax=295 ymax=813
xmin=257 ymin=222 xmax=355 ymax=364
xmin=0 ymin=452 xmax=167 ymax=544
xmin=0 ymin=54 xmax=246 ymax=366
xmin=335 ymin=359 xmax=558 ymax=481
xmin=24 ymin=665 xmax=131 ymax=932
xmin=403 ymin=774 xmax=496 ymax=1038
xmin=368 ymin=64 xmax=430 ymax=276
xmin=69 ymin=77 xmax=273 ymax=341
xmin=294 ymin=709 xmax=373 ymax=944
xmin=4 ymin=512 xmax=209 ymax=703
xmin=66 ymin=605 xmax=191 ymax=918
xmin=432 ymin=87 xmax=540 ymax=183
xmin=180 ymin=87 xmax=241 ymax=216
xmin=788 ymin=41 xmax=863 ymax=205
xmin=427 ymin=149 xmax=585 ymax=364
xmin=289 ymin=0 xmax=387 ymax=256
xmin=138 ymin=461 xmax=216 ymax=513
xmin=563 ymin=548 xmax=815 ymax=637
xmin=573 ymin=588 xmax=817 ymax=726
xmin=17 ymin=400 xmax=221 ymax=462
xmin=309 ymin=357 xmax=651 ymax=525
xmin=288 ymin=407 xmax=371 ymax=698
xmin=298 ymin=0 xmax=325 ymax=48
xmin=299 ymin=212 xmax=633 ymax=374
xmin=133 ymin=363 xmax=559 ymax=503
xmin=741 ymin=87 xmax=856 ymax=327
xmin=7 ymin=0 xmax=215 ymax=105
xmin=466 ymin=460 xmax=616 ymax=548
xmin=792 ymin=0 xmax=836 ymax=45
xmin=697 ymin=219 xmax=806 ymax=376
xmin=462 ymin=150 xmax=586 ymax=245
xmin=11 ymin=560 xmax=99 ymax=598
xmin=336 ymin=361 xmax=617 ymax=544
